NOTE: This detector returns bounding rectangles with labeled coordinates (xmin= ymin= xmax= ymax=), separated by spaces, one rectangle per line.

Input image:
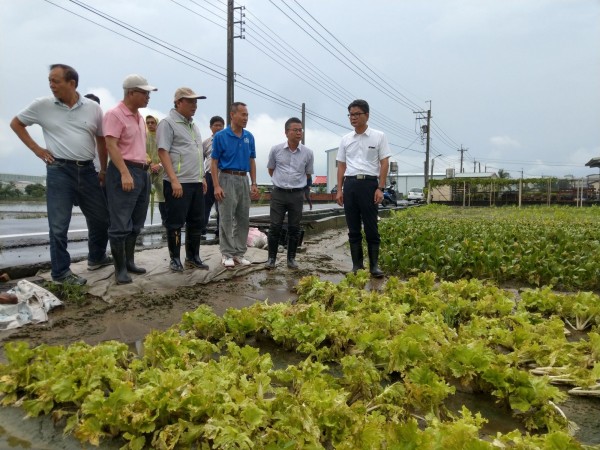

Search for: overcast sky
xmin=1 ymin=0 xmax=599 ymax=183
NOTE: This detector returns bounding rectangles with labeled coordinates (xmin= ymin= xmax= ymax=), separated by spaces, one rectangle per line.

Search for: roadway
xmin=0 ymin=202 xmax=345 ymax=271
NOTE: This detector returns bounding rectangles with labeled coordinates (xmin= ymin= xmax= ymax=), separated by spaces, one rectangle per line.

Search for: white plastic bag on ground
xmin=247 ymin=227 xmax=268 ymax=249
xmin=0 ymin=280 xmax=63 ymax=330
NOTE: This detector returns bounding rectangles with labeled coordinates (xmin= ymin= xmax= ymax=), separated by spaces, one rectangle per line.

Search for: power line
xmin=66 ymin=0 xmax=226 ymax=75
xmin=281 ymin=1 xmax=471 ymax=166
xmin=279 ymin=0 xmax=420 ymax=112
xmin=46 ymin=0 xmax=448 ymax=154
xmin=291 ymin=0 xmax=424 ymax=112
xmin=43 ymin=0 xmax=226 ymax=82
xmin=242 ymin=10 xmax=417 ymax=139
xmin=187 ymin=0 xmax=227 ymax=22
xmin=268 ymin=0 xmax=416 ymax=112
xmin=431 ymin=119 xmax=460 ymax=149
xmin=171 ymin=0 xmax=225 ymax=28
xmin=243 ymin=13 xmax=354 ymax=102
xmin=241 ymin=36 xmax=349 ymax=105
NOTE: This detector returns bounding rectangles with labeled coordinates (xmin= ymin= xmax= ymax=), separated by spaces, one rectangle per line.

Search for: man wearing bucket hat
xmin=157 ymin=87 xmax=209 ymax=272
xmin=103 ymin=74 xmax=157 ymax=284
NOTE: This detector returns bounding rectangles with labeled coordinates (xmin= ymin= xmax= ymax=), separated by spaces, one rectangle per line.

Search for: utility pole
xmin=458 ymin=145 xmax=467 ymax=173
xmin=413 ymin=103 xmax=432 ymax=186
xmin=473 ymin=160 xmax=476 ymax=172
xmin=425 ymin=108 xmax=431 ymax=186
xmin=226 ymin=1 xmax=245 ymax=125
xmin=518 ymin=168 xmax=523 ymax=208
xmin=301 ymin=103 xmax=306 ymax=145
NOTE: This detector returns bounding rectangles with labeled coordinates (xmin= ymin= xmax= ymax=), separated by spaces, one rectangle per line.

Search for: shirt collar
xmin=170 ymin=108 xmax=193 ymax=125
xmin=354 ymin=126 xmax=371 ymax=137
xmin=285 ymin=141 xmax=303 ymax=153
xmin=225 ymin=125 xmax=246 ymax=138
xmin=53 ymin=92 xmax=83 ymax=108
xmin=117 ymin=101 xmax=137 ymax=117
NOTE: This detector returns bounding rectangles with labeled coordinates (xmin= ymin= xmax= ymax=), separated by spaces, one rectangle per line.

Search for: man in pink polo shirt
xmin=103 ymin=74 xmax=157 ymax=284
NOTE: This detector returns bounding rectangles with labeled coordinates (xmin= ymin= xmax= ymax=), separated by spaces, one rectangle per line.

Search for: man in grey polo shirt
xmin=158 ymin=87 xmax=209 ymax=272
xmin=265 ymin=117 xmax=314 ymax=270
xmin=10 ymin=63 xmax=111 ymax=285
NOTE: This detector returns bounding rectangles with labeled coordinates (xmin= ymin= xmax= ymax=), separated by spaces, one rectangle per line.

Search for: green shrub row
xmin=379 ymin=205 xmax=600 ymax=290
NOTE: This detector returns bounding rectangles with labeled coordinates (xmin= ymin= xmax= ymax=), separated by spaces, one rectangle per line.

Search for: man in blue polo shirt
xmin=10 ymin=64 xmax=111 ymax=285
xmin=211 ymin=102 xmax=259 ymax=268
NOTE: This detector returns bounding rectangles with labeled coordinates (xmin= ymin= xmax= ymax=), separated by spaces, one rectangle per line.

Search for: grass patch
xmin=43 ymin=281 xmax=89 ymax=306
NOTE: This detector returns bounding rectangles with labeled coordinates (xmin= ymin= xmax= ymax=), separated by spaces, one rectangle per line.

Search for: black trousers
xmin=342 ymin=177 xmax=380 ymax=245
xmin=203 ymin=172 xmax=219 ymax=232
xmin=163 ymin=180 xmax=205 ymax=231
xmin=269 ymin=188 xmax=304 ymax=240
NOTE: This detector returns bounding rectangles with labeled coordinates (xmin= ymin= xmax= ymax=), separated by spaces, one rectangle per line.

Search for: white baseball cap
xmin=122 ymin=74 xmax=157 ymax=92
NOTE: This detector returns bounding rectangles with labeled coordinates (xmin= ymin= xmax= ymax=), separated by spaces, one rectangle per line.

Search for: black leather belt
xmin=124 ymin=160 xmax=150 ymax=171
xmin=345 ymin=175 xmax=378 ymax=180
xmin=221 ymin=169 xmax=247 ymax=176
xmin=53 ymin=158 xmax=92 ymax=166
xmin=274 ymin=186 xmax=304 ymax=193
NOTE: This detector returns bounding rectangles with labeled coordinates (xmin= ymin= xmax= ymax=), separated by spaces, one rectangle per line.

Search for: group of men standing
xmin=10 ymin=63 xmax=390 ymax=288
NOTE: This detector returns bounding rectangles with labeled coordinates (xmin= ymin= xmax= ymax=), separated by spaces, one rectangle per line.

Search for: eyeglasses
xmin=132 ymin=89 xmax=150 ymax=96
xmin=288 ymin=128 xmax=303 ymax=133
xmin=347 ymin=112 xmax=366 ymax=118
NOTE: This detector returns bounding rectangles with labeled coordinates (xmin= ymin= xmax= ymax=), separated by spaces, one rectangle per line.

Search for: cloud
xmin=566 ymin=145 xmax=600 ymax=168
xmin=1 ymin=0 xmax=598 ymax=180
xmin=0 ymin=118 xmax=44 ymax=157
xmin=489 ymin=135 xmax=521 ymax=149
xmin=0 ymin=118 xmax=13 ymax=158
xmin=83 ymin=87 xmax=119 ymax=112
xmin=0 ymin=117 xmax=47 ymax=175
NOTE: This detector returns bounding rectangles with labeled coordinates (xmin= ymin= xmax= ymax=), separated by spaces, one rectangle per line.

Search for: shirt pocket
xmin=367 ymin=145 xmax=379 ymax=162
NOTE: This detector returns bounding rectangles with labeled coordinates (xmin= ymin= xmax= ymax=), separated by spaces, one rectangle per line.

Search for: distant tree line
xmin=0 ymin=182 xmax=46 ymax=200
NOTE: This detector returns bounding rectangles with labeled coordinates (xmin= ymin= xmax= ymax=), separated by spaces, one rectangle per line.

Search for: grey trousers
xmin=218 ymin=172 xmax=250 ymax=258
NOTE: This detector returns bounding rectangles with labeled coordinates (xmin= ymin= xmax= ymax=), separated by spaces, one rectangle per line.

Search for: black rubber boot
xmin=368 ymin=244 xmax=384 ymax=278
xmin=167 ymin=228 xmax=184 ymax=272
xmin=349 ymin=241 xmax=364 ymax=273
xmin=265 ymin=228 xmax=280 ymax=270
xmin=110 ymin=239 xmax=132 ymax=285
xmin=185 ymin=227 xmax=209 ymax=270
xmin=125 ymin=234 xmax=146 ymax=274
xmin=158 ymin=202 xmax=167 ymax=225
xmin=287 ymin=235 xmax=299 ymax=270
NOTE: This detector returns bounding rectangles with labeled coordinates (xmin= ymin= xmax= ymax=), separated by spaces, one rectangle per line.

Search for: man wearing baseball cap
xmin=103 ymin=74 xmax=157 ymax=284
xmin=157 ymin=87 xmax=209 ymax=272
